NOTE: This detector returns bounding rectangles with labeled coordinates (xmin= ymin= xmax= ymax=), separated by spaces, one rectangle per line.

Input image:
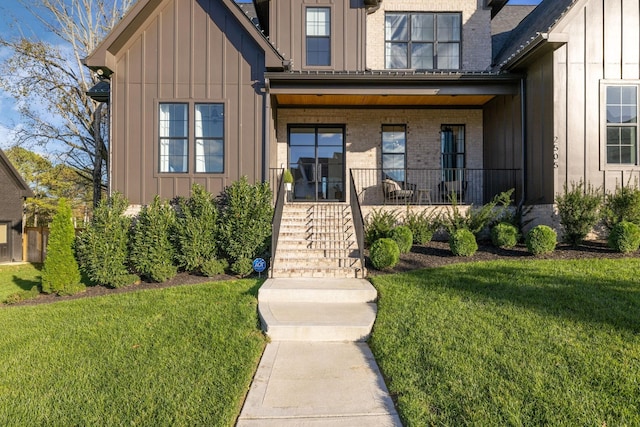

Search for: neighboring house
xmin=0 ymin=149 xmax=34 ymax=263
xmin=85 ymin=0 xmax=640 ymax=227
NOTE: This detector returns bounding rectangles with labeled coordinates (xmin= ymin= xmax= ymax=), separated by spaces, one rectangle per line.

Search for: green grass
xmin=370 ymin=258 xmax=640 ymax=426
xmin=0 ymin=279 xmax=266 ymax=426
xmin=0 ymin=263 xmax=42 ymax=302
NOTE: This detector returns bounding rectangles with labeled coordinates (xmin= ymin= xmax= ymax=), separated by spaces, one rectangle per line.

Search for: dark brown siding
xmin=268 ymin=0 xmax=367 ymax=71
xmin=0 ymin=160 xmax=26 ymax=262
xmin=111 ymin=0 xmax=268 ymax=205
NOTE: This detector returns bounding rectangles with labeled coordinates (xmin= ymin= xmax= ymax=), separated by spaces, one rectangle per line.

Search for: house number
xmin=553 ymin=137 xmax=559 ymax=169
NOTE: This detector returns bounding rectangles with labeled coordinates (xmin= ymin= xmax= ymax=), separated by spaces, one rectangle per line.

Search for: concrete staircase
xmin=258 ymin=278 xmax=377 ymax=341
xmin=271 ymin=203 xmax=365 ymax=279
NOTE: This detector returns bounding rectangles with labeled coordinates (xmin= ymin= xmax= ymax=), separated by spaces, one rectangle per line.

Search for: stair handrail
xmin=349 ymin=169 xmax=366 ymax=278
xmin=270 ymin=168 xmax=286 ymax=278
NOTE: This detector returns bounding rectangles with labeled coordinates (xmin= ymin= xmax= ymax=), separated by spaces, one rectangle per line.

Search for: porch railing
xmin=351 ymin=168 xmax=521 ymax=206
xmin=349 ymin=170 xmax=366 ymax=276
xmin=269 ymin=168 xmax=285 ymax=277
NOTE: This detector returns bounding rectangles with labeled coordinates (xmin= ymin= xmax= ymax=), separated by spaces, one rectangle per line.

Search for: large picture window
xmin=385 ymin=12 xmax=461 ymax=70
xmin=606 ymin=85 xmax=638 ymax=165
xmin=159 ymin=102 xmax=224 ymax=173
xmin=306 ymin=7 xmax=331 ymax=66
xmin=382 ymin=125 xmax=406 ymax=182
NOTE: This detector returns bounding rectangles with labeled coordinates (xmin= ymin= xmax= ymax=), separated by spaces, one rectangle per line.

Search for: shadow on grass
xmin=12 ymin=275 xmax=40 ymax=291
xmin=402 ymin=260 xmax=640 ymax=334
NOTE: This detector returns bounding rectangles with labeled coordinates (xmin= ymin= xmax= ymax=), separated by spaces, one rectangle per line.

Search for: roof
xmin=0 ymin=149 xmax=35 ymax=198
xmin=492 ymin=5 xmax=536 ymax=60
xmin=493 ymin=0 xmax=578 ymax=69
xmin=84 ymin=0 xmax=285 ymax=73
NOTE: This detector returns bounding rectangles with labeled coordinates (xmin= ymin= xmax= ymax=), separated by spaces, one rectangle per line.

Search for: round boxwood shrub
xmin=369 ymin=238 xmax=400 ymax=270
xmin=491 ymin=222 xmax=520 ymax=249
xmin=201 ymin=258 xmax=229 ymax=277
xmin=449 ymin=228 xmax=478 ymax=257
xmin=608 ymin=221 xmax=640 ymax=253
xmin=525 ymin=225 xmax=557 ymax=255
xmin=231 ymin=257 xmax=254 ymax=277
xmin=389 ymin=226 xmax=413 ymax=254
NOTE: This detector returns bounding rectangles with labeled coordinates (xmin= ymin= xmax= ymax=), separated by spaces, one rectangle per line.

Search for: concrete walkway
xmin=237 ymin=278 xmax=402 ymax=426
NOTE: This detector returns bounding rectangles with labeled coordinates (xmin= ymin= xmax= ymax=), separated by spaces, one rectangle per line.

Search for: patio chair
xmin=439 ymin=180 xmax=467 ymax=203
xmin=382 ymin=179 xmax=415 ymax=203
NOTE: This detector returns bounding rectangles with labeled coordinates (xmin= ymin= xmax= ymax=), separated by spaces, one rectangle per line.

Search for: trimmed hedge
xmin=491 ymin=222 xmax=520 ymax=249
xmin=370 ymin=238 xmax=400 ymax=270
xmin=608 ymin=221 xmax=640 ymax=253
xmin=449 ymin=228 xmax=478 ymax=257
xmin=389 ymin=226 xmax=413 ymax=254
xmin=526 ymin=225 xmax=557 ymax=255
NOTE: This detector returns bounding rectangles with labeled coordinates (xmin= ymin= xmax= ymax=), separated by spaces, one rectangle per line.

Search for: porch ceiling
xmin=273 ymin=93 xmax=495 ymax=107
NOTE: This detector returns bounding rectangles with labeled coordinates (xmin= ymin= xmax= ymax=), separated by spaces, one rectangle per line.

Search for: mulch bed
xmin=7 ymin=240 xmax=639 ymax=307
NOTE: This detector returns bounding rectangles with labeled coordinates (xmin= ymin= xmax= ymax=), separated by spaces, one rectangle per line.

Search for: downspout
xmin=519 ymin=76 xmax=527 ymax=207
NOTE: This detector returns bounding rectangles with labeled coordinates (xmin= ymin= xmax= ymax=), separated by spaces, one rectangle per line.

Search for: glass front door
xmin=289 ymin=126 xmax=345 ymax=201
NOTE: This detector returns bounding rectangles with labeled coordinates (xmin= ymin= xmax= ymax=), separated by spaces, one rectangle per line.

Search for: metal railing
xmin=269 ymin=168 xmax=285 ymax=277
xmin=351 ymin=168 xmax=521 ymax=206
xmin=349 ymin=170 xmax=366 ymax=277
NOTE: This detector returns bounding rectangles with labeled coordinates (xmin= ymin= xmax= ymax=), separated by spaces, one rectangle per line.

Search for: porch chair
xmin=439 ymin=180 xmax=467 ymax=203
xmin=382 ymin=179 xmax=415 ymax=203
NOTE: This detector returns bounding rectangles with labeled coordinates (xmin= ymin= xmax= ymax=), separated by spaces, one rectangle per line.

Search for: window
xmin=195 ymin=104 xmax=224 ymax=173
xmin=159 ymin=103 xmax=224 ymax=173
xmin=606 ymin=85 xmax=638 ymax=165
xmin=441 ymin=125 xmax=465 ymax=181
xmin=382 ymin=125 xmax=406 ymax=182
xmin=385 ymin=12 xmax=461 ymax=70
xmin=306 ymin=7 xmax=331 ymax=66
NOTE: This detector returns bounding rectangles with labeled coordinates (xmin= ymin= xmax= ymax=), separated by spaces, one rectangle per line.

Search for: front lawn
xmin=370 ymin=258 xmax=640 ymax=426
xmin=0 ymin=263 xmax=42 ymax=302
xmin=0 ymin=279 xmax=266 ymax=426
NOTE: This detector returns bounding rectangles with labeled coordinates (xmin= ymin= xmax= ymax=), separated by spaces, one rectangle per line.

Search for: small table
xmin=417 ymin=189 xmax=431 ymax=205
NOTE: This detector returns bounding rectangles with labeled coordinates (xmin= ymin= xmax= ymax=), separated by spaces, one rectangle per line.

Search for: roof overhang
xmin=500 ymin=32 xmax=568 ymax=71
xmin=0 ymin=150 xmax=34 ymax=198
xmin=266 ymin=71 xmax=522 ymax=107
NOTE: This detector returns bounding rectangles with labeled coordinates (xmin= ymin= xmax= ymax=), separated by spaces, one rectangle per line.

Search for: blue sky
xmin=0 ymin=0 xmax=543 ymax=151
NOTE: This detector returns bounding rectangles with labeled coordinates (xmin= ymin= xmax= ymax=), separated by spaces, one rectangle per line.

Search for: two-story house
xmin=84 ymin=0 xmax=640 ymax=231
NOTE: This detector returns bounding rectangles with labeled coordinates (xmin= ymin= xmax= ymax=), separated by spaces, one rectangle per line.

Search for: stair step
xmin=258 ymin=301 xmax=377 ymax=341
xmin=259 ymin=278 xmax=376 ymax=303
xmin=271 ymin=267 xmax=363 ymax=278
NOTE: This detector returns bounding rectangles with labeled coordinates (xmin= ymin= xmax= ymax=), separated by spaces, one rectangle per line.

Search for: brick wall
xmin=366 ymin=0 xmax=492 ymax=71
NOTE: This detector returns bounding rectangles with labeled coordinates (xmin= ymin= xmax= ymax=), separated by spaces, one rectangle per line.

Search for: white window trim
xmin=600 ymin=80 xmax=640 ymax=170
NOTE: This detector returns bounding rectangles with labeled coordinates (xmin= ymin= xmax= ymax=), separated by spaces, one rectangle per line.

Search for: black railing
xmin=269 ymin=168 xmax=285 ymax=277
xmin=349 ymin=170 xmax=366 ymax=277
xmin=351 ymin=168 xmax=521 ymax=206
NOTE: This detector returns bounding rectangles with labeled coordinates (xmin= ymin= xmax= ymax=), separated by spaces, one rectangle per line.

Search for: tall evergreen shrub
xmin=217 ymin=177 xmax=273 ymax=273
xmin=130 ymin=196 xmax=177 ymax=282
xmin=172 ymin=184 xmax=218 ymax=273
xmin=41 ymin=198 xmax=83 ymax=295
xmin=75 ymin=193 xmax=139 ymax=288
xmin=602 ymin=184 xmax=640 ymax=229
xmin=555 ymin=180 xmax=601 ymax=245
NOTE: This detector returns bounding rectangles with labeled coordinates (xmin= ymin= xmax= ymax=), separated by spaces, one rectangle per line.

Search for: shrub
xmin=41 ymin=199 xmax=83 ymax=295
xmin=403 ymin=209 xmax=439 ymax=244
xmin=608 ymin=221 xmax=640 ymax=253
xmin=449 ymin=228 xmax=478 ymax=257
xmin=555 ymin=180 xmax=601 ymax=245
xmin=369 ymin=238 xmax=400 ymax=270
xmin=217 ymin=177 xmax=273 ymax=264
xmin=525 ymin=225 xmax=557 ymax=255
xmin=201 ymin=258 xmax=229 ymax=277
xmin=231 ymin=257 xmax=254 ymax=277
xmin=76 ymin=193 xmax=139 ymax=288
xmin=491 ymin=222 xmax=520 ymax=248
xmin=364 ymin=208 xmax=399 ymax=246
xmin=389 ymin=226 xmax=413 ymax=254
xmin=441 ymin=190 xmax=513 ymax=236
xmin=172 ymin=184 xmax=218 ymax=273
xmin=602 ymin=184 xmax=640 ymax=229
xmin=130 ymin=196 xmax=177 ymax=283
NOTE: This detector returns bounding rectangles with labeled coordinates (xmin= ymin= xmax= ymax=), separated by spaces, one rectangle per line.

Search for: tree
xmin=5 ymin=146 xmax=91 ymax=226
xmin=0 ymin=0 xmax=135 ymax=206
xmin=41 ymin=198 xmax=84 ymax=295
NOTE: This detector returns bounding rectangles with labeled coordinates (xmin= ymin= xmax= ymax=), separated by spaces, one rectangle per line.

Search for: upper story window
xmin=385 ymin=12 xmax=461 ymax=70
xmin=159 ymin=102 xmax=224 ymax=173
xmin=606 ymin=85 xmax=638 ymax=165
xmin=306 ymin=7 xmax=331 ymax=66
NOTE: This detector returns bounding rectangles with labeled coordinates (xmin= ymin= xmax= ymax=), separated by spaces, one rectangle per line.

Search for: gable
xmin=85 ymin=0 xmax=284 ymax=73
xmin=0 ymin=149 xmax=33 ymax=199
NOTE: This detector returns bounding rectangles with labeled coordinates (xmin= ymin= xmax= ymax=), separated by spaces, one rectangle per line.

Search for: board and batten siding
xmin=549 ymin=0 xmax=640 ymax=198
xmin=267 ymin=0 xmax=367 ymax=72
xmin=112 ymin=0 xmax=267 ymax=205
